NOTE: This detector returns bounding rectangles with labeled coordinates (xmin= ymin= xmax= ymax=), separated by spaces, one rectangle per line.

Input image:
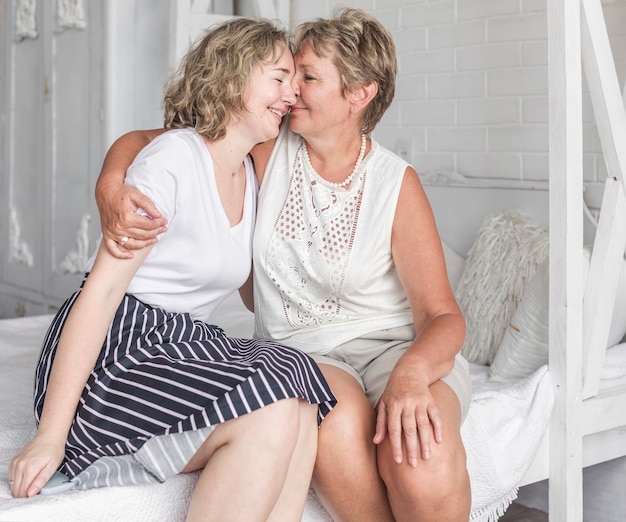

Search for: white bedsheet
xmin=0 ymin=314 xmax=333 ymax=522
xmin=0 ymin=307 xmax=607 ymax=522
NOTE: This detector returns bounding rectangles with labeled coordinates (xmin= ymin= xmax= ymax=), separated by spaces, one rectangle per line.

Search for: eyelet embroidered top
xmin=253 ymin=121 xmax=413 ymax=355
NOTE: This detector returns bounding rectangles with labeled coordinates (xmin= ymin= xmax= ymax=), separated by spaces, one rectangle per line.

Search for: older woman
xmin=95 ymin=9 xmax=471 ymax=522
xmin=9 ymin=18 xmax=335 ymax=522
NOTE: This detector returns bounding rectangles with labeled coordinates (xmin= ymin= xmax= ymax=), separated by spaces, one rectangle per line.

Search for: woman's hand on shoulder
xmin=8 ymin=433 xmax=66 ymax=498
xmin=96 ymin=129 xmax=169 ymax=259
xmin=97 ymin=179 xmax=167 ymax=259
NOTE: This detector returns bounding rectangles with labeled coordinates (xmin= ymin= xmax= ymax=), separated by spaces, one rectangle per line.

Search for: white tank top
xmin=253 ymin=123 xmax=413 ymax=354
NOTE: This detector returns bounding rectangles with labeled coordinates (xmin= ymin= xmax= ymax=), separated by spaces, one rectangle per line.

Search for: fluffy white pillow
xmin=489 ymin=245 xmax=626 ymax=382
xmin=455 ymin=210 xmax=549 ymax=365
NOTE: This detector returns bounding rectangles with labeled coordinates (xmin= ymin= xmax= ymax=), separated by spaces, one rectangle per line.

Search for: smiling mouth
xmin=269 ymin=108 xmax=285 ymax=118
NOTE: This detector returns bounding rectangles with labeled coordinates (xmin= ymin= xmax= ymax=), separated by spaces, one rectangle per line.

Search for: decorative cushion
xmin=488 ymin=260 xmax=548 ymax=382
xmin=489 ymin=245 xmax=626 ymax=382
xmin=442 ymin=241 xmax=466 ymax=293
xmin=455 ymin=210 xmax=549 ymax=365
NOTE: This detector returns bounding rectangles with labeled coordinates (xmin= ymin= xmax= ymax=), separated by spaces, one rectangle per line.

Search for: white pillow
xmin=489 ymin=245 xmax=626 ymax=382
xmin=455 ymin=210 xmax=549 ymax=365
xmin=442 ymin=241 xmax=465 ymax=293
xmin=489 ymin=260 xmax=548 ymax=382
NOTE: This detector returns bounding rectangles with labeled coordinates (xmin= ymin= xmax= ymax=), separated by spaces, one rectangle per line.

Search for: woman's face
xmin=240 ymin=43 xmax=296 ymax=143
xmin=289 ymin=44 xmax=354 ymax=140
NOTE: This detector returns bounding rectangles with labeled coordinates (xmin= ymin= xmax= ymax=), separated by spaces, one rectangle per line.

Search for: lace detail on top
xmin=265 ymin=140 xmax=366 ymax=328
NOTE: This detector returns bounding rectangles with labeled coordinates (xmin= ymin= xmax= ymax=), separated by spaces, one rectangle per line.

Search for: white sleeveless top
xmin=253 ymin=123 xmax=413 ymax=355
xmin=87 ymin=128 xmax=257 ymax=323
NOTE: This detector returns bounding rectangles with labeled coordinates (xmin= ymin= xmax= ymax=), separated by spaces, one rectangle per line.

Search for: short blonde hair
xmin=164 ymin=18 xmax=291 ymax=141
xmin=294 ymin=8 xmax=396 ymax=135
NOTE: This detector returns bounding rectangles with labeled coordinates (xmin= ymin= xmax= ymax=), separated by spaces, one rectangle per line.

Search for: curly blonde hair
xmin=164 ymin=18 xmax=291 ymax=141
xmin=294 ymin=8 xmax=396 ymax=135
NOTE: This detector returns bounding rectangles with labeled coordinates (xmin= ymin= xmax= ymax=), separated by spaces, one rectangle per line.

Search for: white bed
xmin=1 ymin=173 xmax=626 ymax=522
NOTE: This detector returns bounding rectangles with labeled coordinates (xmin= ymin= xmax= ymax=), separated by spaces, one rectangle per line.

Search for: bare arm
xmin=96 ymin=129 xmax=168 ymax=258
xmin=390 ymin=168 xmax=464 ymax=382
xmin=9 ymin=243 xmax=151 ymax=497
xmin=373 ymin=167 xmax=466 ymax=464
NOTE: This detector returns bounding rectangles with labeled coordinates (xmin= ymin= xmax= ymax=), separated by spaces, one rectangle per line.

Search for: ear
xmin=350 ymin=81 xmax=378 ymax=113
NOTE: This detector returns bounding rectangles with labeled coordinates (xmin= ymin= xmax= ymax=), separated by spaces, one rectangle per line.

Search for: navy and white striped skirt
xmin=34 ymin=288 xmax=336 ymax=487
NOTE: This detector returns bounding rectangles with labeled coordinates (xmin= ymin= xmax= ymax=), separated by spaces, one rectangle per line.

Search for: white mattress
xmin=1 ymin=297 xmax=625 ymax=521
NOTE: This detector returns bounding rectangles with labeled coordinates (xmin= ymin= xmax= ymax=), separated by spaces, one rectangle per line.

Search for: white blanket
xmin=463 ymin=364 xmax=554 ymax=521
xmin=0 ymin=313 xmax=557 ymax=521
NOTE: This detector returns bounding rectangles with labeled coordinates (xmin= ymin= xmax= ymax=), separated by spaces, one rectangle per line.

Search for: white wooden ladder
xmin=549 ymin=0 xmax=626 ymax=520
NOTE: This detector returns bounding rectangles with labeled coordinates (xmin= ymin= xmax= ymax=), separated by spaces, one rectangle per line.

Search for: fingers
xmin=104 ymin=234 xmax=160 ymax=259
xmin=9 ymin=461 xmax=54 ymax=498
xmin=387 ymin=407 xmax=404 ymax=464
xmin=403 ymin=409 xmax=421 ymax=466
xmin=430 ymin=407 xmax=443 ymax=444
xmin=119 ymin=235 xmax=159 ymax=250
xmin=121 ymin=218 xmax=167 ymax=242
xmin=373 ymin=403 xmax=389 ymax=445
xmin=104 ymin=237 xmax=133 ymax=259
xmin=415 ymin=408 xmax=433 ymax=462
xmin=377 ymin=401 xmax=442 ymax=468
xmin=131 ymin=191 xmax=162 ymax=220
xmin=109 ymin=216 xmax=166 ymax=245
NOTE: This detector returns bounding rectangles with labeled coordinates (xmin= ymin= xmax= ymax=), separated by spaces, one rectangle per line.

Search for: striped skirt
xmin=34 ymin=288 xmax=336 ymax=487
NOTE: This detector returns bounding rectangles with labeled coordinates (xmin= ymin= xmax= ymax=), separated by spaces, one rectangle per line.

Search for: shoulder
xmin=137 ymin=128 xmax=201 ymax=163
xmin=368 ymin=140 xmax=410 ymax=172
xmin=127 ymin=128 xmax=204 ymax=192
xmin=365 ymin=140 xmax=413 ymax=198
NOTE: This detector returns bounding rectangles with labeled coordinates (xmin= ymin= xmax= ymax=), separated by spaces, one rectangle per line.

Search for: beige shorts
xmin=311 ymin=325 xmax=471 ymax=421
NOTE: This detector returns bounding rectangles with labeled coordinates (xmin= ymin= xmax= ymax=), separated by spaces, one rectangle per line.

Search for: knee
xmin=378 ymin=440 xmax=470 ymax=520
xmin=253 ymin=398 xmax=303 ymax=449
xmin=315 ymin=397 xmax=376 ymax=469
xmin=318 ymin=396 xmax=375 ymax=447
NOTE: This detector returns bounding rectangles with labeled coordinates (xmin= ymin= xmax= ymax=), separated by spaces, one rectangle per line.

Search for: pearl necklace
xmin=303 ymin=134 xmax=367 ymax=188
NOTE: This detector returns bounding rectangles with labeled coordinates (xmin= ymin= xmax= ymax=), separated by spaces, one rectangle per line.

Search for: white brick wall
xmin=290 ymin=0 xmax=626 ymax=182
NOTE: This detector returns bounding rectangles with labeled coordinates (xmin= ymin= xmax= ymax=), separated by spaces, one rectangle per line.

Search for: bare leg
xmin=267 ymin=401 xmax=319 ymax=522
xmin=183 ymin=398 xmax=302 ymax=522
xmin=312 ymin=364 xmax=394 ymax=522
xmin=377 ymin=380 xmax=471 ymax=522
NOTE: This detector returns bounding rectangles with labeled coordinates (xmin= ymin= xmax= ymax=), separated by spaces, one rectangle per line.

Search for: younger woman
xmin=9 ymin=18 xmax=335 ymax=522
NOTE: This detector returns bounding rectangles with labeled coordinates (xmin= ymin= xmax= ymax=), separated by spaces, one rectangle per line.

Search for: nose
xmin=291 ymin=75 xmax=301 ymax=97
xmin=283 ymin=80 xmax=297 ymax=105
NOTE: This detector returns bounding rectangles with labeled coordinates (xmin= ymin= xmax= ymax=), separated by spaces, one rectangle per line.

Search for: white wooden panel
xmin=44 ymin=0 xmax=104 ymax=302
xmin=579 ymin=1 xmax=626 ymax=396
xmin=547 ymin=0 xmax=585 ymax=519
xmin=104 ymin=1 xmax=170 ymax=148
xmin=0 ymin=0 xmax=105 ymax=317
xmin=582 ymin=384 xmax=626 ymax=434
xmin=581 ymin=0 xmax=626 ymax=188
xmin=520 ymin=424 xmax=626 ymax=487
xmin=253 ymin=0 xmax=290 ymax=23
xmin=2 ymin=2 xmax=46 ymax=297
xmin=420 ymin=173 xmax=549 ymax=256
xmin=169 ymin=0 xmax=234 ymax=70
xmin=582 ymin=179 xmax=626 ymax=398
xmin=168 ymin=0 xmax=292 ymax=68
